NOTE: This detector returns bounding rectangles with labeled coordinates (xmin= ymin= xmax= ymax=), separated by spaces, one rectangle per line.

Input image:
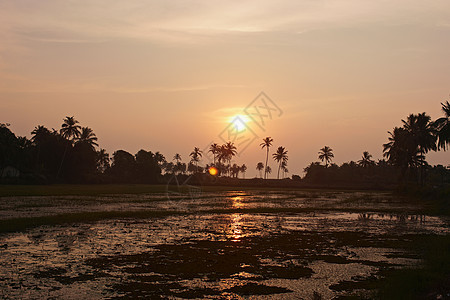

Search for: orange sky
xmin=0 ymin=1 xmax=449 ymax=177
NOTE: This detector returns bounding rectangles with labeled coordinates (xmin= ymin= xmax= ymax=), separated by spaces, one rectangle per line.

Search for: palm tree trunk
xmin=264 ymin=148 xmax=269 ymax=179
xmin=277 ymin=161 xmax=281 ymax=179
xmin=56 ymin=144 xmax=69 ymax=179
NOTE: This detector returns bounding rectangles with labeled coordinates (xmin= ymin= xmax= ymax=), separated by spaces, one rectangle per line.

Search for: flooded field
xmin=0 ymin=189 xmax=449 ymax=299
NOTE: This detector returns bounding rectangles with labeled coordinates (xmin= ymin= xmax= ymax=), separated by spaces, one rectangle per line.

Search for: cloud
xmin=2 ymin=0 xmax=449 ymax=46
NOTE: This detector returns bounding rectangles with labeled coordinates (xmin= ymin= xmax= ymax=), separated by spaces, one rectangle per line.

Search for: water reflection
xmin=231 ymin=196 xmax=244 ymax=209
xmin=228 ymin=213 xmax=243 ymax=242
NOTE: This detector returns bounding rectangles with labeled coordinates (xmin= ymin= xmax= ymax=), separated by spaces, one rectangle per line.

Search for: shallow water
xmin=0 ymin=190 xmax=448 ymax=299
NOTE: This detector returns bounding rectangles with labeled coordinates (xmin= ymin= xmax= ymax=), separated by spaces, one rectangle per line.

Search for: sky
xmin=0 ymin=0 xmax=449 ymax=177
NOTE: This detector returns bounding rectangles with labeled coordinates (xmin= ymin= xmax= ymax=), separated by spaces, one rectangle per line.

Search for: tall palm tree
xmin=272 ymin=146 xmax=288 ymax=179
xmin=76 ymin=127 xmax=98 ymax=149
xmin=60 ymin=116 xmax=81 ymax=141
xmin=260 ymin=137 xmax=273 ymax=179
xmin=383 ymin=127 xmax=421 ymax=179
xmin=434 ymin=101 xmax=450 ymax=151
xmin=218 ymin=142 xmax=237 ymax=176
xmin=402 ymin=113 xmax=436 ymax=185
xmin=318 ymin=146 xmax=334 ymax=168
xmin=57 ymin=116 xmax=81 ymax=178
xmin=208 ymin=143 xmax=220 ymax=165
xmin=358 ymin=151 xmax=375 ymax=168
xmin=256 ymin=162 xmax=264 ymax=178
xmin=189 ymin=147 xmax=203 ymax=172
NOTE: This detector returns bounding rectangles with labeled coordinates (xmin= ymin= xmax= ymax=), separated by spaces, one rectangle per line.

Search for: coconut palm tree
xmin=383 ymin=127 xmax=421 ymax=180
xmin=434 ymin=101 xmax=450 ymax=151
xmin=256 ymin=162 xmax=264 ymax=178
xmin=402 ymin=113 xmax=436 ymax=185
xmin=96 ymin=148 xmax=110 ymax=173
xmin=208 ymin=143 xmax=220 ymax=165
xmin=173 ymin=153 xmax=182 ymax=164
xmin=189 ymin=147 xmax=203 ymax=172
xmin=265 ymin=166 xmax=272 ymax=178
xmin=358 ymin=151 xmax=375 ymax=168
xmin=231 ymin=163 xmax=240 ymax=178
xmin=76 ymin=127 xmax=98 ymax=149
xmin=272 ymin=146 xmax=288 ymax=179
xmin=218 ymin=142 xmax=237 ymax=176
xmin=240 ymin=164 xmax=247 ymax=179
xmin=57 ymin=116 xmax=82 ymax=178
xmin=60 ymin=116 xmax=81 ymax=141
xmin=318 ymin=146 xmax=334 ymax=168
xmin=260 ymin=137 xmax=273 ymax=179
xmin=281 ymin=161 xmax=288 ymax=178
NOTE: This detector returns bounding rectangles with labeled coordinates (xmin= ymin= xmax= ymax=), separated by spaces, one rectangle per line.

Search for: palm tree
xmin=57 ymin=116 xmax=81 ymax=178
xmin=281 ymin=161 xmax=288 ymax=178
xmin=231 ymin=163 xmax=240 ymax=178
xmin=402 ymin=113 xmax=437 ymax=185
xmin=358 ymin=151 xmax=375 ymax=168
xmin=31 ymin=125 xmax=50 ymax=145
xmin=240 ymin=164 xmax=247 ymax=179
xmin=272 ymin=146 xmax=288 ymax=179
xmin=265 ymin=166 xmax=272 ymax=178
xmin=189 ymin=147 xmax=203 ymax=172
xmin=173 ymin=153 xmax=182 ymax=164
xmin=208 ymin=143 xmax=220 ymax=165
xmin=260 ymin=137 xmax=273 ymax=179
xmin=154 ymin=151 xmax=166 ymax=168
xmin=318 ymin=146 xmax=334 ymax=168
xmin=218 ymin=142 xmax=237 ymax=176
xmin=256 ymin=162 xmax=264 ymax=178
xmin=76 ymin=127 xmax=98 ymax=149
xmin=434 ymin=101 xmax=450 ymax=151
xmin=383 ymin=127 xmax=421 ymax=180
xmin=96 ymin=148 xmax=110 ymax=173
xmin=60 ymin=116 xmax=81 ymax=141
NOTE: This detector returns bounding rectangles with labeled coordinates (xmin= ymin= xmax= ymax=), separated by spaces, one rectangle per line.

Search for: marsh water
xmin=0 ymin=189 xmax=449 ymax=299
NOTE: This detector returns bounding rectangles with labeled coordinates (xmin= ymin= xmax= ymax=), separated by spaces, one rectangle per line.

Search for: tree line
xmin=0 ymin=101 xmax=448 ymax=186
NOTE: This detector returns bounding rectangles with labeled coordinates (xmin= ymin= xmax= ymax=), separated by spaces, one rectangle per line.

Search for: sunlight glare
xmin=229 ymin=114 xmax=250 ymax=132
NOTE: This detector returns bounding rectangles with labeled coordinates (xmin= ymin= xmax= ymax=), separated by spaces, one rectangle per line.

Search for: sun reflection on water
xmin=228 ymin=213 xmax=243 ymax=242
xmin=231 ymin=196 xmax=244 ymax=209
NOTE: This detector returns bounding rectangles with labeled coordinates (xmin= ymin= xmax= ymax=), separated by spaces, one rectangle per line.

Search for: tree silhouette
xmin=434 ymin=101 xmax=450 ymax=151
xmin=173 ymin=153 xmax=182 ymax=164
xmin=265 ymin=166 xmax=272 ymax=178
xmin=96 ymin=148 xmax=110 ymax=173
xmin=208 ymin=143 xmax=220 ymax=165
xmin=60 ymin=116 xmax=81 ymax=141
xmin=402 ymin=113 xmax=436 ymax=185
xmin=76 ymin=127 xmax=98 ymax=149
xmin=281 ymin=160 xmax=288 ymax=178
xmin=241 ymin=164 xmax=247 ymax=179
xmin=256 ymin=162 xmax=264 ymax=178
xmin=272 ymin=146 xmax=288 ymax=179
xmin=260 ymin=137 xmax=273 ymax=179
xmin=383 ymin=127 xmax=421 ymax=180
xmin=318 ymin=146 xmax=334 ymax=168
xmin=189 ymin=147 xmax=203 ymax=173
xmin=358 ymin=151 xmax=375 ymax=168
xmin=57 ymin=116 xmax=81 ymax=178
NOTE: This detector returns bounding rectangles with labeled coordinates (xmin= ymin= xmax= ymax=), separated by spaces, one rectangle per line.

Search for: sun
xmin=229 ymin=114 xmax=250 ymax=132
xmin=208 ymin=166 xmax=218 ymax=176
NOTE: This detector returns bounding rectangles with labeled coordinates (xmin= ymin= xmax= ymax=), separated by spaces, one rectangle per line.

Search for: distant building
xmin=0 ymin=166 xmax=20 ymax=178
